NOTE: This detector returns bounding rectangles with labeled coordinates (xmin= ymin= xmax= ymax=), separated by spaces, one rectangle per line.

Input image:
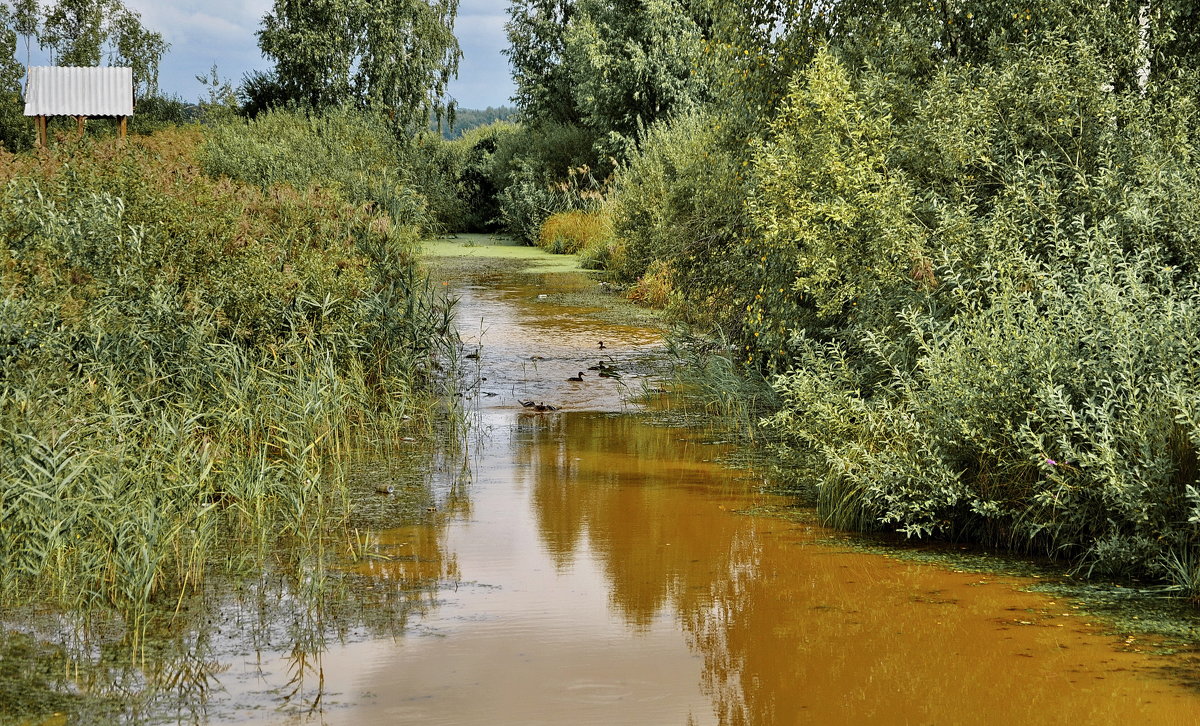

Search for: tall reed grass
xmin=0 ymin=123 xmax=459 ymax=639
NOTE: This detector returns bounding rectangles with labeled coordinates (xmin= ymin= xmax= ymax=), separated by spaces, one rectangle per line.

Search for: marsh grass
xmin=0 ymin=122 xmax=462 ymax=655
xmin=536 ymin=209 xmax=613 ymax=256
xmin=648 ymin=330 xmax=782 ymax=447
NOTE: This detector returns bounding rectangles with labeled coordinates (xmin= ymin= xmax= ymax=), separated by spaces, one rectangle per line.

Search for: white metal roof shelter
xmin=23 ymin=66 xmax=135 ymax=146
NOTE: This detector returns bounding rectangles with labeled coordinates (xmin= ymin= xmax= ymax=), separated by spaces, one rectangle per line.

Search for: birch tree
xmin=257 ymin=0 xmax=461 ymax=130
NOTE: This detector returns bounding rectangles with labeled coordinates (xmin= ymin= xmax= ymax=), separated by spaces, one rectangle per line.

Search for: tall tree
xmin=505 ymin=0 xmax=710 ymax=158
xmin=11 ymin=0 xmax=37 ymax=69
xmin=110 ymin=6 xmax=166 ymax=96
xmin=504 ymin=0 xmax=578 ymax=125
xmin=35 ymin=0 xmax=166 ymax=97
xmin=40 ymin=0 xmax=104 ymax=65
xmin=0 ymin=4 xmax=23 ymax=91
xmin=0 ymin=3 xmax=29 ymax=149
xmin=257 ymin=0 xmax=461 ymax=129
xmin=563 ymin=0 xmax=709 ymax=156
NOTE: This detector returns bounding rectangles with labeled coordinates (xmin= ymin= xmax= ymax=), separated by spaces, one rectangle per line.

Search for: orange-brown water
xmin=216 ymin=237 xmax=1200 ymax=724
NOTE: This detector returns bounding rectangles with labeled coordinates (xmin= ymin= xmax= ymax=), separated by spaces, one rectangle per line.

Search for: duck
xmin=567 ymin=371 xmax=585 ymax=382
xmin=533 ymin=402 xmax=561 ymax=411
xmin=598 ymin=340 xmax=606 ymax=350
xmin=598 ymin=367 xmax=621 ymax=379
xmin=519 ymin=399 xmax=536 ymax=408
xmin=588 ymin=359 xmax=617 ymax=372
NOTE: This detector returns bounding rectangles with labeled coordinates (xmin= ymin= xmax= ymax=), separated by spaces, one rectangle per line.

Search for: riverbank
xmin=4 ymin=235 xmax=1200 ymax=724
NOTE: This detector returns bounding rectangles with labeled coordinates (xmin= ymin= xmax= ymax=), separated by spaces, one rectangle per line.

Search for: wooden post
xmin=36 ymin=115 xmax=47 ymax=148
xmin=76 ymin=115 xmax=85 ymax=137
xmin=119 ymin=116 xmax=127 ymax=140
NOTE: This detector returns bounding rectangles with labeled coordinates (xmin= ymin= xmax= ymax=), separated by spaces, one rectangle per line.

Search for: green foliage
xmin=499 ymin=0 xmax=715 ymax=247
xmin=201 ymin=107 xmax=429 ymax=231
xmin=504 ymin=0 xmax=578 ymax=125
xmin=506 ymin=0 xmax=711 ymax=161
xmin=740 ymin=36 xmax=1200 ymax=582
xmin=561 ymin=0 xmax=709 ymax=159
xmin=257 ymin=0 xmax=461 ymax=129
xmin=128 ymin=93 xmax=191 ymax=135
xmin=491 ymin=120 xmax=604 ymax=242
xmin=766 ymin=233 xmax=1200 ymax=572
xmin=608 ymin=108 xmax=753 ymax=328
xmin=0 ymin=126 xmax=458 ymax=625
xmin=37 ymin=0 xmax=167 ymax=97
xmin=443 ymin=121 xmax=521 ymax=231
xmin=194 ymin=64 xmax=238 ymax=124
xmin=0 ymin=3 xmax=29 ymax=152
xmin=594 ymin=0 xmax=1200 ymax=588
xmin=238 ymin=68 xmax=289 ymax=118
xmin=744 ymin=48 xmax=927 ymax=366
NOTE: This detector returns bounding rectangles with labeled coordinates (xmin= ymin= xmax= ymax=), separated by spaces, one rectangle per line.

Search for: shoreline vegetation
xmin=0 ymin=121 xmax=461 ymax=644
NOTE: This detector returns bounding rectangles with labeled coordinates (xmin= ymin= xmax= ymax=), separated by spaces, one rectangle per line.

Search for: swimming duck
xmin=567 ymin=371 xmax=585 ymax=382
xmin=534 ymin=402 xmax=561 ymax=411
xmin=519 ymin=399 xmax=536 ymax=408
xmin=598 ymin=341 xmax=606 ymax=350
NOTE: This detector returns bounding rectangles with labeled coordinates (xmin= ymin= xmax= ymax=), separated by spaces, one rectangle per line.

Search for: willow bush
xmin=749 ymin=40 xmax=1200 ymax=587
xmin=0 ymin=126 xmax=457 ymax=629
xmin=606 ymin=109 xmax=756 ymax=329
xmin=587 ymin=25 xmax=1200 ymax=590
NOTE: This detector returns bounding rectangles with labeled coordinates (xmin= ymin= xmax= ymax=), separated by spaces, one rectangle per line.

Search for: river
xmin=204 ymin=234 xmax=1200 ymax=725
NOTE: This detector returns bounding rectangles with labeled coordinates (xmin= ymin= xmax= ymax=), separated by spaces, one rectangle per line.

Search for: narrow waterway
xmin=213 ymin=235 xmax=1200 ymax=725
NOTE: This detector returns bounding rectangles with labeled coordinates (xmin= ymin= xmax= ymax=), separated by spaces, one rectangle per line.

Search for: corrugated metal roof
xmin=23 ymin=66 xmax=134 ymax=117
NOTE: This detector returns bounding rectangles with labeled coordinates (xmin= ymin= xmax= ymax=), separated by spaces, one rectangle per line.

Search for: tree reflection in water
xmin=517 ymin=411 xmax=1200 ymax=726
xmin=518 ymin=411 xmax=763 ymax=718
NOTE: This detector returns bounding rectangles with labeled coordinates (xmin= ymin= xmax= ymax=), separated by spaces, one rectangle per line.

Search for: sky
xmin=32 ymin=0 xmax=518 ymax=109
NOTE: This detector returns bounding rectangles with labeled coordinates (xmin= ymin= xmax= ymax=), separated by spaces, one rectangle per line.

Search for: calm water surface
xmin=216 ymin=237 xmax=1200 ymax=725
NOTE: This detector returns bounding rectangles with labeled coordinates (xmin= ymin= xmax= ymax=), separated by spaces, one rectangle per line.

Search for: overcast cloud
xmin=29 ymin=0 xmax=517 ymax=109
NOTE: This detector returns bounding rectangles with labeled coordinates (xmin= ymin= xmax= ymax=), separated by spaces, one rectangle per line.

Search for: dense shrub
xmin=491 ymin=121 xmax=604 ymax=242
xmin=746 ymin=41 xmax=1200 ymax=587
xmin=0 ymin=91 xmax=30 ymax=152
xmin=399 ymin=121 xmax=520 ymax=232
xmin=608 ymin=109 xmax=755 ymax=329
xmin=129 ymin=93 xmax=193 ymax=135
xmin=201 ymin=107 xmax=430 ymax=229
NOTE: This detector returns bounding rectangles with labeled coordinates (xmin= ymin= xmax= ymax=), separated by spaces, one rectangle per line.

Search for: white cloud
xmin=125 ymin=0 xmax=272 ymax=40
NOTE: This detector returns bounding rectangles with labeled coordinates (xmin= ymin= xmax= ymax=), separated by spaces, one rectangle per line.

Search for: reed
xmin=0 ymin=122 xmax=460 ymax=637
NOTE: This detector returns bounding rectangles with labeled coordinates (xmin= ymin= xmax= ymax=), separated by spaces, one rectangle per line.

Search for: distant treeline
xmin=437 ymin=106 xmax=515 ymax=138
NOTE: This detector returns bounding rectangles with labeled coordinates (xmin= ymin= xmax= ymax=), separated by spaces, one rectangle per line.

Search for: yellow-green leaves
xmin=749 ymin=49 xmax=926 ymax=323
